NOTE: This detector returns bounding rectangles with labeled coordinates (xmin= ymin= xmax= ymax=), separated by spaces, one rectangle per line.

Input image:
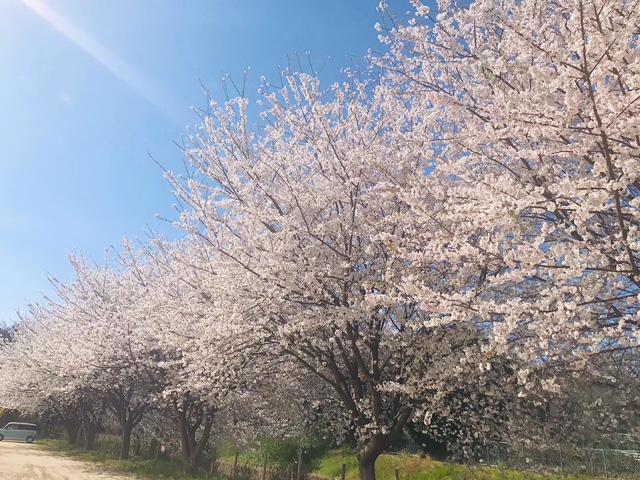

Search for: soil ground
xmin=0 ymin=440 xmax=137 ymax=479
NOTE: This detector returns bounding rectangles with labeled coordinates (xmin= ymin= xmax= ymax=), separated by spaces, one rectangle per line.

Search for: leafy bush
xmin=257 ymin=435 xmax=330 ymax=471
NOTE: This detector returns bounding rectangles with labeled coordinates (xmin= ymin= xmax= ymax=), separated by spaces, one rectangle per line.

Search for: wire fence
xmin=93 ymin=434 xmax=325 ymax=479
xmin=482 ymin=441 xmax=640 ymax=478
xmin=88 ymin=433 xmax=640 ymax=479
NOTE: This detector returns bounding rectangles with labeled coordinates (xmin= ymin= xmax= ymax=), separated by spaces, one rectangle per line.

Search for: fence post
xmin=559 ymin=448 xmax=563 ymax=474
xmin=395 ymin=467 xmax=400 ymax=480
xmin=341 ymin=463 xmax=346 ymax=480
xmin=262 ymin=451 xmax=268 ymax=480
xmin=232 ymin=449 xmax=239 ymax=480
xmin=297 ymin=448 xmax=303 ymax=480
xmin=155 ymin=442 xmax=160 ymax=460
xmin=602 ymin=449 xmax=608 ymax=480
xmin=170 ymin=446 xmax=175 ymax=466
xmin=209 ymin=459 xmax=215 ymax=477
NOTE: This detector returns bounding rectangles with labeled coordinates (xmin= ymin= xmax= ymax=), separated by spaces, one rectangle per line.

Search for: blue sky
xmin=0 ymin=0 xmax=412 ymax=324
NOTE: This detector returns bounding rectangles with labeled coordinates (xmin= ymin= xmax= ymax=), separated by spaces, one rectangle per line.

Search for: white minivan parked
xmin=0 ymin=422 xmax=37 ymax=443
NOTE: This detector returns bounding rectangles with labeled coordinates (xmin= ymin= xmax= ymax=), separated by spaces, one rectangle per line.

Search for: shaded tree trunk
xmin=172 ymin=395 xmax=216 ymax=476
xmin=107 ymin=385 xmax=149 ymax=460
xmin=59 ymin=415 xmax=81 ymax=446
xmin=55 ymin=404 xmax=82 ymax=446
xmin=121 ymin=424 xmax=133 ymax=459
xmin=356 ymin=435 xmax=389 ymax=480
xmin=132 ymin=433 xmax=141 ymax=456
xmin=118 ymin=405 xmax=147 ymax=459
xmin=78 ymin=396 xmax=104 ymax=451
xmin=81 ymin=421 xmax=100 ymax=451
xmin=289 ymin=337 xmax=413 ymax=480
xmin=354 ymin=405 xmax=412 ymax=480
xmin=65 ymin=422 xmax=80 ymax=445
xmin=357 ymin=456 xmax=377 ymax=480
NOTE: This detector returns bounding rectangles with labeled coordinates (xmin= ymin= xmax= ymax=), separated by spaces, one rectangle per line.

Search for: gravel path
xmin=0 ymin=441 xmax=138 ymax=480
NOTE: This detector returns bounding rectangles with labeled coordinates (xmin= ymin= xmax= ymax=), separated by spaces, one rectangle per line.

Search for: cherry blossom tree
xmin=140 ymin=238 xmax=262 ymax=475
xmin=48 ymin=245 xmax=165 ymax=457
xmin=167 ymin=70 xmax=503 ymax=479
xmin=1 ymin=234 xmax=260 ymax=473
xmin=373 ymin=0 xmax=640 ymax=408
xmin=1 ymin=242 xmax=167 ymax=455
xmin=0 ymin=302 xmax=107 ymax=450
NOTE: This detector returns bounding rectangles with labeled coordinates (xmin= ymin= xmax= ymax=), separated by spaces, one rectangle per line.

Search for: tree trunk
xmin=356 ymin=433 xmax=392 ymax=480
xmin=179 ymin=425 xmax=209 ymax=476
xmin=82 ymin=424 xmax=99 ymax=451
xmin=77 ymin=395 xmax=104 ymax=451
xmin=120 ymin=424 xmax=133 ymax=459
xmin=133 ymin=434 xmax=141 ymax=456
xmin=107 ymin=387 xmax=149 ymax=460
xmin=184 ymin=458 xmax=198 ymax=476
xmin=179 ymin=430 xmax=198 ymax=476
xmin=357 ymin=456 xmax=378 ymax=480
xmin=75 ymin=430 xmax=85 ymax=447
xmin=354 ymin=406 xmax=413 ymax=480
xmin=62 ymin=419 xmax=80 ymax=446
xmin=173 ymin=398 xmax=216 ymax=477
xmin=80 ymin=410 xmax=100 ymax=451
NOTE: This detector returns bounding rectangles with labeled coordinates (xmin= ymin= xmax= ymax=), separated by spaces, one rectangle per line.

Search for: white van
xmin=0 ymin=422 xmax=37 ymax=443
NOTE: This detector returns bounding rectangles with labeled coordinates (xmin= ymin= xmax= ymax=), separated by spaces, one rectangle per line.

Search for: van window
xmin=3 ymin=423 xmax=35 ymax=431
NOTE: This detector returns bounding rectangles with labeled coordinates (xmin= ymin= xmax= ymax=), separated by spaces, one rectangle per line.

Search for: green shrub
xmin=256 ymin=434 xmax=331 ymax=471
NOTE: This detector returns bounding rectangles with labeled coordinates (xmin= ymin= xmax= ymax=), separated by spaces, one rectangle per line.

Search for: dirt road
xmin=0 ymin=441 xmax=137 ymax=480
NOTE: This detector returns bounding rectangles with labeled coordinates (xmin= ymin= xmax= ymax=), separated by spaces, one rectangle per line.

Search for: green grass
xmin=312 ymin=451 xmax=598 ymax=480
xmin=313 ymin=449 xmax=359 ymax=478
xmin=40 ymin=439 xmax=227 ymax=479
xmin=40 ymin=439 xmax=619 ymax=480
xmin=218 ymin=450 xmax=261 ymax=466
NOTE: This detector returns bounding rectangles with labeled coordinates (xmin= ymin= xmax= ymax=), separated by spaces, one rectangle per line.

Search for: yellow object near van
xmin=0 ymin=422 xmax=37 ymax=443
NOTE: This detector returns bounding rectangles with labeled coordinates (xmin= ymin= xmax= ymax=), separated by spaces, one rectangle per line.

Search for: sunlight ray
xmin=21 ymin=0 xmax=183 ymax=122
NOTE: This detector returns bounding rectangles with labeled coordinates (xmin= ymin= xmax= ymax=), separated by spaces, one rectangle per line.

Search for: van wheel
xmin=26 ymin=436 xmax=34 ymax=444
xmin=0 ymin=434 xmax=4 ymax=441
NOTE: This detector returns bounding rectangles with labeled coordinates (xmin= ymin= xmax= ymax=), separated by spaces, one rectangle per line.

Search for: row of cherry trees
xmin=0 ymin=240 xmax=330 ymax=473
xmin=2 ymin=1 xmax=639 ymax=479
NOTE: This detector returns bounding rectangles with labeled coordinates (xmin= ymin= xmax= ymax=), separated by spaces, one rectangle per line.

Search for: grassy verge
xmin=39 ymin=438 xmax=226 ymax=479
xmin=313 ymin=451 xmax=601 ymax=480
xmin=42 ymin=439 xmax=614 ymax=480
